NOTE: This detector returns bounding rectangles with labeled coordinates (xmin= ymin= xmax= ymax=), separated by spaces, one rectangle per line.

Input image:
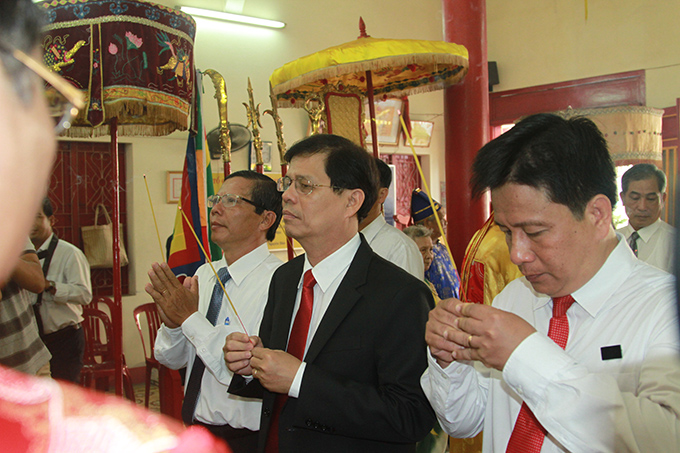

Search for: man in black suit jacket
xmin=225 ymin=134 xmax=435 ymax=452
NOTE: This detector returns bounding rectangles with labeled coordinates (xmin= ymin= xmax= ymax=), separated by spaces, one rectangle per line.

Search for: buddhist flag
xmin=167 ymin=72 xmax=220 ymax=277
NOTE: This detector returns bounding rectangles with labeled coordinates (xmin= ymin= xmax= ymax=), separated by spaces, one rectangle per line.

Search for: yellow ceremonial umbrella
xmin=270 ymin=19 xmax=468 ymax=156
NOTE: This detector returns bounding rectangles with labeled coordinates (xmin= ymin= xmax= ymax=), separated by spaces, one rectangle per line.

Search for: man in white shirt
xmin=421 ymin=114 xmax=680 ymax=452
xmin=359 ymin=157 xmax=424 ymax=280
xmin=224 ymin=134 xmax=435 ymax=452
xmin=147 ymin=170 xmax=283 ymax=452
xmin=30 ymin=198 xmax=92 ymax=383
xmin=616 ymin=163 xmax=675 ymax=272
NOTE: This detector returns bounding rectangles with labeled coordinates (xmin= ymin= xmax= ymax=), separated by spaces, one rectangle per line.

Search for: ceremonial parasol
xmin=270 ymin=19 xmax=469 ymax=156
xmin=40 ymin=0 xmax=196 ymax=396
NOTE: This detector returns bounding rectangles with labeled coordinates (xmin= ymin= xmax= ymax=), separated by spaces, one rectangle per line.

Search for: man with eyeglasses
xmin=147 ymin=170 xmax=283 ymax=452
xmin=224 ymin=134 xmax=435 ymax=452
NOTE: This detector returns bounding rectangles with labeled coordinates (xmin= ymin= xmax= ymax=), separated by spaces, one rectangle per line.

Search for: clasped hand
xmin=425 ymin=298 xmax=536 ymax=371
xmin=145 ymin=262 xmax=199 ymax=328
xmin=224 ymin=332 xmax=302 ymax=394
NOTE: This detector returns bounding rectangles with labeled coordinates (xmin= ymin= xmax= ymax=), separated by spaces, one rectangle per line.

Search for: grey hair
xmin=403 ymin=224 xmax=432 ymax=241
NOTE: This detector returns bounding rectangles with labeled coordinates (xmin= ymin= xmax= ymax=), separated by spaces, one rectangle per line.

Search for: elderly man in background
xmin=617 ymin=163 xmax=675 ymax=272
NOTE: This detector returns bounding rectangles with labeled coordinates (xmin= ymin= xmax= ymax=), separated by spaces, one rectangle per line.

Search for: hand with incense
xmin=223 ymin=331 xmax=261 ymax=376
xmin=145 ymin=262 xmax=199 ymax=328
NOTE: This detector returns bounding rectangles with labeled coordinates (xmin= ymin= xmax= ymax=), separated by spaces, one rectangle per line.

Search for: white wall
xmin=487 ymin=0 xmax=680 ymax=109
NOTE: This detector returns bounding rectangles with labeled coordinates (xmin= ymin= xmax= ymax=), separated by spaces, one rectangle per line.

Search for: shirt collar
xmin=533 ymin=234 xmax=635 ymax=318
xmin=36 ymin=232 xmax=56 ymax=252
xmin=302 ymin=233 xmax=361 ymax=292
xmin=634 ymin=218 xmax=662 ymax=243
xmin=221 ymin=242 xmax=271 ymax=286
xmin=360 ymin=215 xmax=386 ymax=243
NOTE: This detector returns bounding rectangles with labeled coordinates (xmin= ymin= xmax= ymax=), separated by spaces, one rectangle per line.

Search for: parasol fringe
xmin=60 ymin=101 xmax=190 ymax=138
xmin=271 ymin=52 xmax=469 ymax=98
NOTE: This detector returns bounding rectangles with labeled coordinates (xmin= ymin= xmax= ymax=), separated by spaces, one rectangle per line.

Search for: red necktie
xmin=266 ymin=270 xmax=316 ymax=453
xmin=506 ymin=295 xmax=574 ymax=453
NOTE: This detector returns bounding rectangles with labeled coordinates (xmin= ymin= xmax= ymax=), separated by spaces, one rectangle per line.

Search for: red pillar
xmin=442 ymin=0 xmax=491 ymax=267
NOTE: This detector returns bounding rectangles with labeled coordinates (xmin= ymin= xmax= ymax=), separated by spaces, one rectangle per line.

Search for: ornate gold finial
xmin=304 ymin=95 xmax=325 ymax=135
xmin=264 ymin=82 xmax=287 ymax=165
xmin=203 ymin=69 xmax=231 ymax=165
xmin=243 ymin=78 xmax=263 ymax=167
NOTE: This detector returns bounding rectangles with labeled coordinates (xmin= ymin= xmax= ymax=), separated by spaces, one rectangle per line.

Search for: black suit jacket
xmin=231 ymin=236 xmax=435 ymax=452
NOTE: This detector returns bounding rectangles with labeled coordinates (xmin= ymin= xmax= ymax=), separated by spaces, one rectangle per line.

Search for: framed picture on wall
xmin=250 ymin=141 xmax=273 ymax=172
xmin=364 ymin=98 xmax=403 ymax=146
xmin=166 ymin=171 xmax=182 ymax=204
xmin=409 ymin=120 xmax=434 ymax=147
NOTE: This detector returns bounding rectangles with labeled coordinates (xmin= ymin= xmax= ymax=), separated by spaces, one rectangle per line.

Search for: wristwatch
xmin=45 ymin=280 xmax=56 ymax=295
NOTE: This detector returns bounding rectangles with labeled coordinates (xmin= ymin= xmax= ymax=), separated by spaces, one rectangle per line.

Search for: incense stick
xmin=398 ymin=115 xmax=459 ymax=296
xmin=143 ymin=174 xmax=166 ymax=262
xmin=178 ymin=207 xmax=250 ymax=337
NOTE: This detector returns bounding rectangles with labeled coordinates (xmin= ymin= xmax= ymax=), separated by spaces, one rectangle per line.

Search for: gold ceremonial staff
xmin=203 ymin=69 xmax=232 ymax=176
xmin=244 ymin=78 xmax=264 ymax=173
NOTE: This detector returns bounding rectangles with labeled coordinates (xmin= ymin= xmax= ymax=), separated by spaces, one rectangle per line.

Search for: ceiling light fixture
xmin=179 ymin=6 xmax=286 ymax=29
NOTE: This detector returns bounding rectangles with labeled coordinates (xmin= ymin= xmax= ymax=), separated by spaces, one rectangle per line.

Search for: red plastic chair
xmin=80 ymin=304 xmax=134 ymax=401
xmin=133 ymin=303 xmax=162 ymax=408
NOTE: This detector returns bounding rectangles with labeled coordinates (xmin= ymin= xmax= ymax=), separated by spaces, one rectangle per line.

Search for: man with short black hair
xmin=30 ymin=197 xmax=92 ymax=383
xmin=148 ymin=170 xmax=283 ymax=452
xmin=422 ymin=114 xmax=680 ymax=452
xmin=225 ymin=134 xmax=435 ymax=452
xmin=617 ymin=163 xmax=675 ymax=272
xmin=359 ymin=157 xmax=424 ymax=279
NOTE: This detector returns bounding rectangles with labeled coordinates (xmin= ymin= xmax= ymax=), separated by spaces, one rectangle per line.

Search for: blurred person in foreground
xmin=0 ymin=1 xmax=227 ymax=452
xmin=421 ymin=113 xmax=680 ymax=452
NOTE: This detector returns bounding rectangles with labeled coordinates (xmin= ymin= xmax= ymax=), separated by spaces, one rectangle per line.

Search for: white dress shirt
xmin=421 ymin=234 xmax=680 ymax=452
xmin=617 ymin=219 xmax=675 ymax=273
xmin=289 ymin=233 xmax=361 ymax=397
xmin=154 ymin=243 xmax=282 ymax=429
xmin=32 ymin=233 xmax=92 ymax=334
xmin=361 ymin=215 xmax=424 ymax=280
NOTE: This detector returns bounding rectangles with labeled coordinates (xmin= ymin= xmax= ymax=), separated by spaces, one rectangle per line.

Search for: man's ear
xmin=259 ymin=211 xmax=277 ymax=232
xmin=49 ymin=216 xmax=56 ymax=227
xmin=586 ymin=194 xmax=613 ymax=237
xmin=377 ymin=187 xmax=389 ymax=205
xmin=346 ymin=189 xmax=365 ymax=218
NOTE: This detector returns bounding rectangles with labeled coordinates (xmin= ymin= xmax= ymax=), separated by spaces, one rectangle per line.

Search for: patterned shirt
xmin=425 ymin=241 xmax=460 ymax=299
xmin=0 ymin=240 xmax=51 ymax=374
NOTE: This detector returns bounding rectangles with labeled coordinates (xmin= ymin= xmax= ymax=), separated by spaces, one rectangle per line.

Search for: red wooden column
xmin=442 ymin=0 xmax=491 ymax=267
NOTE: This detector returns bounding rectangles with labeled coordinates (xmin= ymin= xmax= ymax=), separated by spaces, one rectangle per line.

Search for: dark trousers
xmin=194 ymin=420 xmax=259 ymax=453
xmin=42 ymin=324 xmax=84 ymax=383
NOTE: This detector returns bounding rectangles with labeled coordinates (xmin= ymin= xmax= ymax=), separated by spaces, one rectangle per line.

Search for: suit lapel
xmin=304 ymin=238 xmax=372 ymax=363
xmin=269 ymin=256 xmax=304 ymax=350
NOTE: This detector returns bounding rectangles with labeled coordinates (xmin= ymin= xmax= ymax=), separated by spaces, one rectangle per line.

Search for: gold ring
xmin=161 ymin=289 xmax=168 ymax=295
xmin=467 ymin=335 xmax=473 ymax=348
xmin=252 ymin=369 xmax=258 ymax=376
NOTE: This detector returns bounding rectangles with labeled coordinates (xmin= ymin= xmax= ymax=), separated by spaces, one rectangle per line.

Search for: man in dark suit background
xmin=224 ymin=134 xmax=435 ymax=452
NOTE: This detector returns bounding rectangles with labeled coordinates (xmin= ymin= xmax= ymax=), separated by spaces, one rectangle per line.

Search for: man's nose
xmin=508 ymin=234 xmax=534 ymax=266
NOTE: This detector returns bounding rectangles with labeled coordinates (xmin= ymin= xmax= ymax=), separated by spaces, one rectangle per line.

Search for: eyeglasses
xmin=207 ymin=193 xmax=264 ymax=210
xmin=0 ymin=43 xmax=85 ymax=134
xmin=276 ymin=175 xmax=340 ymax=195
